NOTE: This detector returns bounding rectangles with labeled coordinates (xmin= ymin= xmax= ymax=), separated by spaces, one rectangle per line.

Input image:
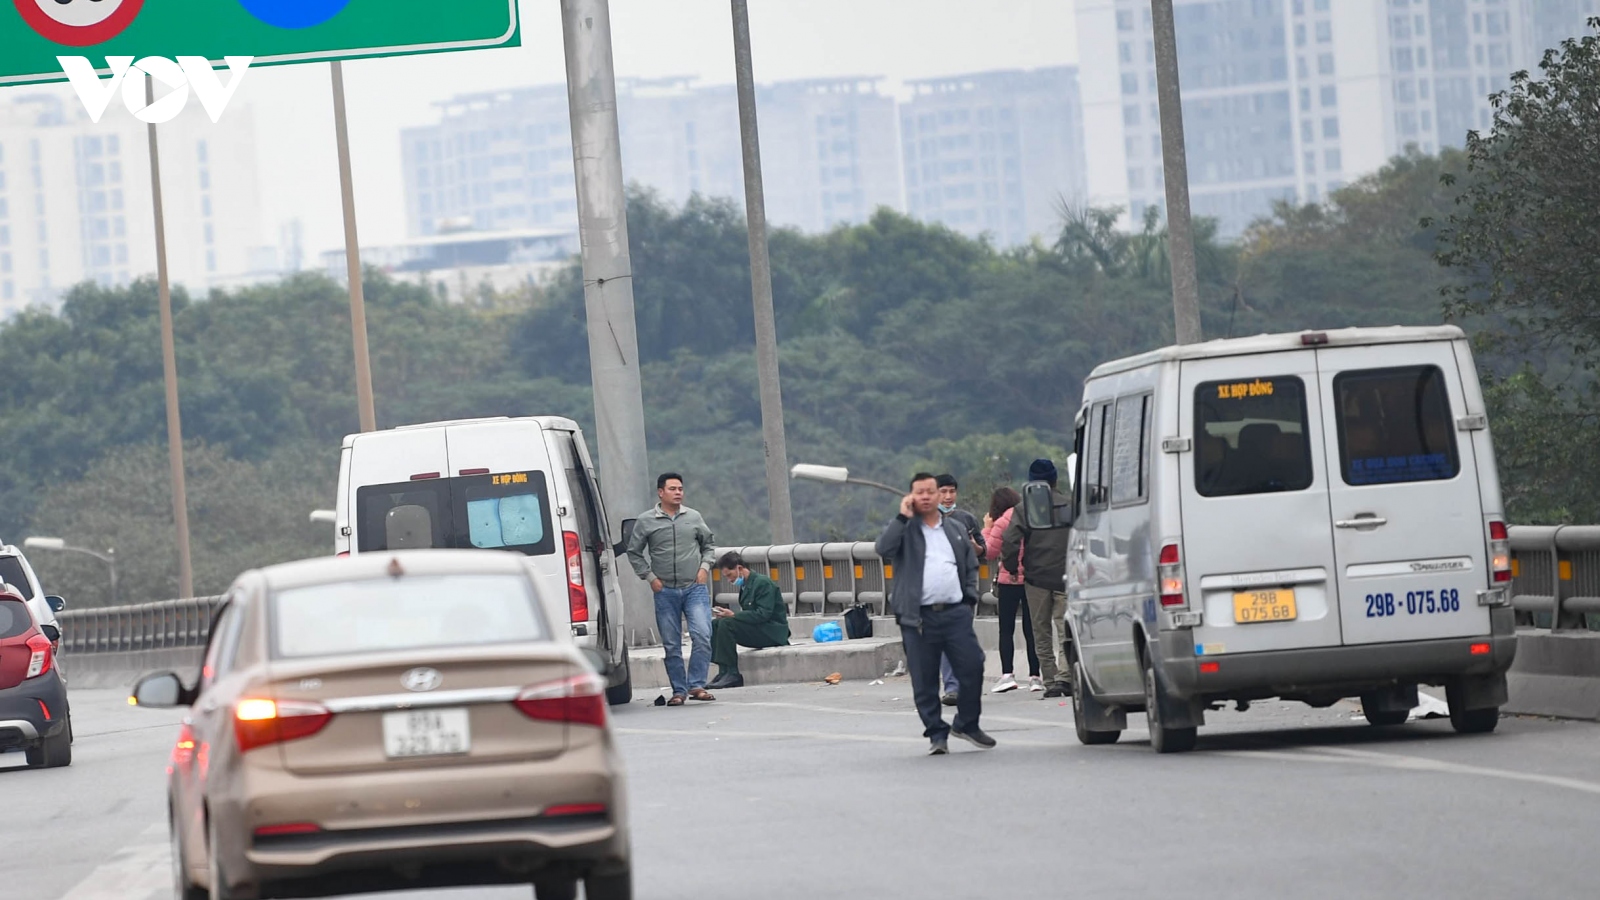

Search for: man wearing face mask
xmin=706 ymin=551 xmax=791 ymax=690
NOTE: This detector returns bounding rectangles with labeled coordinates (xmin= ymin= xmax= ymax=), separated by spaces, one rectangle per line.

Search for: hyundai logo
xmin=401 ymin=667 xmax=443 ymax=692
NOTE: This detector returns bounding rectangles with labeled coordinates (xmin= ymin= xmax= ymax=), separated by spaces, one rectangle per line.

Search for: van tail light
xmin=233 ymin=698 xmax=333 ymax=754
xmin=515 ymin=673 xmax=607 ymax=729
xmin=1159 ymin=543 xmax=1186 ymax=607
xmin=24 ymin=633 xmax=53 ymax=679
xmin=564 ymin=531 xmax=590 ymax=623
xmin=336 ymin=551 xmax=350 ymax=559
xmin=1488 ymin=520 xmax=1511 ymax=584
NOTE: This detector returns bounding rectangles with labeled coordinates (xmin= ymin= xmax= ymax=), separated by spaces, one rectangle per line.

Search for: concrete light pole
xmin=731 ymin=0 xmax=796 ymax=544
xmin=24 ymin=537 xmax=118 ymax=607
xmin=1150 ymin=0 xmax=1204 ymax=344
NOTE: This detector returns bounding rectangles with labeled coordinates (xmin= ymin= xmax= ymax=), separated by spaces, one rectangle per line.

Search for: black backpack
xmin=842 ymin=603 xmax=873 ymax=639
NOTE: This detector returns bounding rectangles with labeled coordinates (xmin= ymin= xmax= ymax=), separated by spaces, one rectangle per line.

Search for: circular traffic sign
xmin=12 ymin=0 xmax=145 ymax=46
xmin=235 ymin=0 xmax=350 ymax=29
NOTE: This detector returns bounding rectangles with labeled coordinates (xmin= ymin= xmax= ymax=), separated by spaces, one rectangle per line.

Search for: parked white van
xmin=333 ymin=417 xmax=632 ymax=705
xmin=1046 ymin=326 xmax=1516 ymax=752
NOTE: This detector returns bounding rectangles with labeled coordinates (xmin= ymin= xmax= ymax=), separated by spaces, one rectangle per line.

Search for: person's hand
xmin=983 ymin=512 xmax=994 ymax=530
xmin=649 ymin=577 xmax=663 ymax=593
xmin=712 ymin=606 xmax=732 ymax=619
xmin=900 ymin=493 xmax=915 ymax=518
xmin=696 ymin=568 xmax=709 ymax=585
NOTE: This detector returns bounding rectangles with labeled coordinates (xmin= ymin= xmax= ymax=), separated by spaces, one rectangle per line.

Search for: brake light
xmin=37 ymin=699 xmax=51 ymax=721
xmin=1470 ymin=642 xmax=1491 ymax=656
xmin=564 ymin=531 xmax=589 ymax=623
xmin=336 ymin=551 xmax=350 ymax=559
xmin=1159 ymin=543 xmax=1186 ymax=607
xmin=459 ymin=468 xmax=490 ymax=476
xmin=233 ymin=698 xmax=333 ymax=753
xmin=169 ymin=722 xmax=196 ymax=773
xmin=1488 ymin=520 xmax=1511 ymax=584
xmin=515 ymin=673 xmax=607 ymax=729
xmin=542 ymin=803 xmax=608 ymax=818
xmin=24 ymin=633 xmax=53 ymax=679
xmin=410 ymin=472 xmax=441 ymax=481
xmin=254 ymin=823 xmax=322 ymax=837
xmin=1199 ymin=661 xmax=1220 ymax=674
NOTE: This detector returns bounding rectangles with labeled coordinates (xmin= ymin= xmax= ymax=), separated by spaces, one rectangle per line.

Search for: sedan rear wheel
xmin=25 ymin=720 xmax=71 ymax=768
xmin=533 ymin=877 xmax=578 ymax=900
xmin=172 ymin=808 xmax=206 ymax=900
xmin=586 ymin=866 xmax=632 ymax=900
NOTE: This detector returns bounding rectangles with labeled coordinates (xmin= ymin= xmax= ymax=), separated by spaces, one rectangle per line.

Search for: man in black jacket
xmin=875 ymin=472 xmax=996 ymax=756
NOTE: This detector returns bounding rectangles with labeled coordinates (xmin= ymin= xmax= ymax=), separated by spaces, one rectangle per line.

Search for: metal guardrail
xmin=55 ymin=596 xmax=225 ymax=654
xmin=1509 ymin=526 xmax=1600 ymax=631
xmin=710 ymin=542 xmax=1003 ymax=617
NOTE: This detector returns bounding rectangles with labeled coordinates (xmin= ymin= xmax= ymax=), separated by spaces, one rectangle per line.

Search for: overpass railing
xmin=47 ymin=525 xmax=1595 ymax=656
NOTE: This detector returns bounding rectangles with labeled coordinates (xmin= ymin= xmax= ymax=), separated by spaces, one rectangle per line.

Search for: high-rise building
xmin=401 ymin=76 xmax=902 ymax=239
xmin=1076 ymin=0 xmax=1598 ymax=235
xmin=900 ymin=67 xmax=1087 ymax=246
xmin=0 ymin=92 xmax=264 ymax=315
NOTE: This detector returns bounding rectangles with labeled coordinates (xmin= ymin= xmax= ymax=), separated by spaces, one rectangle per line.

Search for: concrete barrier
xmin=62 ymin=648 xmax=203 ymax=691
xmin=1505 ymin=629 xmax=1600 ymax=721
xmin=628 ymin=636 xmax=907 ymax=692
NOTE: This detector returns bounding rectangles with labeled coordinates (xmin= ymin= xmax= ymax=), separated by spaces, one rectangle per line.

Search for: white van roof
xmin=341 ymin=416 xmax=581 ymax=449
xmin=1086 ymin=325 xmax=1465 ymax=380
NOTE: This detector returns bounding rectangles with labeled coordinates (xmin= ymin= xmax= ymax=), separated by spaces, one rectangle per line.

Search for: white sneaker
xmin=991 ymin=673 xmax=1019 ymax=693
xmin=1028 ymin=675 xmax=1045 ymax=692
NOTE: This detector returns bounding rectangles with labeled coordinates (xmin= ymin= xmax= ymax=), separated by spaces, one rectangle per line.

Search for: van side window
xmin=1194 ymin=376 xmax=1314 ymax=497
xmin=1111 ymin=393 xmax=1152 ymax=506
xmin=1072 ymin=417 xmax=1088 ymax=515
xmin=1083 ymin=401 xmax=1113 ymax=510
xmin=564 ymin=467 xmax=599 ymax=549
xmin=1334 ymin=365 xmax=1460 ymax=485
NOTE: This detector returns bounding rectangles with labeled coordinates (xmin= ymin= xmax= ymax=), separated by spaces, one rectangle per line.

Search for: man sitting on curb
xmin=706 ymin=551 xmax=791 ymax=690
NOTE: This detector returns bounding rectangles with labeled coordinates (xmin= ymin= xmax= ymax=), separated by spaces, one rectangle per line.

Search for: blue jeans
xmin=655 ymin=583 xmax=712 ymax=695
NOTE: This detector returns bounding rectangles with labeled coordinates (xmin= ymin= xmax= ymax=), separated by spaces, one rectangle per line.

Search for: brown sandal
xmin=688 ymin=688 xmax=716 ymax=702
xmin=666 ymin=694 xmax=686 ymax=706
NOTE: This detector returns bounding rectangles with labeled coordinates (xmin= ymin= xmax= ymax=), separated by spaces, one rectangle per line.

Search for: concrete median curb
xmin=1506 ymin=630 xmax=1600 ymax=721
xmin=629 ymin=635 xmax=906 ymax=692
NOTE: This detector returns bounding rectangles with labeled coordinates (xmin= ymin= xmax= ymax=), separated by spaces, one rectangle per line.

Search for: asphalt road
xmin=9 ymin=679 xmax=1600 ymax=900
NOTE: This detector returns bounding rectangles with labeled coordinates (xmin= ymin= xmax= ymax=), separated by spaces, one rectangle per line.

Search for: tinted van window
xmin=1335 ymin=365 xmax=1460 ymax=485
xmin=1195 ymin=376 xmax=1314 ymax=496
xmin=356 ymin=472 xmax=555 ymax=556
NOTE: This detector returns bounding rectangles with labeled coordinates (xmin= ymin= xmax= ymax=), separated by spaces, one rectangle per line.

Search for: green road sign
xmin=1 ymin=0 xmax=520 ymax=86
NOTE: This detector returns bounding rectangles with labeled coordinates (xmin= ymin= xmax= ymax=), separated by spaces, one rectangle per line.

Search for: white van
xmin=1051 ymin=326 xmax=1516 ymax=752
xmin=333 ymin=417 xmax=631 ymax=705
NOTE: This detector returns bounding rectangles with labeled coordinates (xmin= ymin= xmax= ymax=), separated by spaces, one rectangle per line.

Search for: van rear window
xmin=1334 ymin=366 xmax=1460 ymax=485
xmin=356 ymin=472 xmax=556 ymax=556
xmin=1194 ymin=376 xmax=1314 ymax=497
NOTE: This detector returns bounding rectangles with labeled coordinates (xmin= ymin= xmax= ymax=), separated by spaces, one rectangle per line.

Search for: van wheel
xmin=605 ymin=652 xmax=632 ymax=706
xmin=1359 ymin=694 xmax=1410 ymax=727
xmin=1445 ymin=682 xmax=1500 ymax=734
xmin=1143 ymin=663 xmax=1196 ymax=754
xmin=25 ymin=721 xmax=72 ymax=768
xmin=1071 ymin=661 xmax=1119 ymax=745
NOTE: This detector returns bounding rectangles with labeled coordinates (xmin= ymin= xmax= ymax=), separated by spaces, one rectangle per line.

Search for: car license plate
xmin=382 ymin=708 xmax=470 ymax=758
xmin=1233 ymin=588 xmax=1297 ymax=624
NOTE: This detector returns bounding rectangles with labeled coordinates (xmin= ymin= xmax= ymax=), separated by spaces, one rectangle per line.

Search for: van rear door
xmin=1315 ymin=342 xmax=1491 ymax=645
xmin=1179 ymin=351 xmax=1344 ymax=655
xmin=348 ymin=429 xmax=451 ymax=554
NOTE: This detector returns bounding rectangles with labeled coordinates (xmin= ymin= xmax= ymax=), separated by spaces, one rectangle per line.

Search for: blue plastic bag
xmin=812 ymin=621 xmax=843 ymax=643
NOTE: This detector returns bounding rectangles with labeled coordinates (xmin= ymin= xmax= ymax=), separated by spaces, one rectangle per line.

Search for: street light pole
xmin=790 ymin=464 xmax=903 ymax=498
xmin=1150 ymin=0 xmax=1203 ymax=345
xmin=23 ymin=538 xmax=118 ymax=606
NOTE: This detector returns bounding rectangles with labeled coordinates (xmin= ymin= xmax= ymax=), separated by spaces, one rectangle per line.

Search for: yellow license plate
xmin=1233 ymin=588 xmax=1298 ymax=624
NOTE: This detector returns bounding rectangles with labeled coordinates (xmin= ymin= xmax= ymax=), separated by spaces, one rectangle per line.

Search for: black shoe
xmin=941 ymin=691 xmax=958 ymax=706
xmin=928 ymin=738 xmax=949 ymax=755
xmin=706 ymin=672 xmax=744 ymax=690
xmin=952 ymin=727 xmax=997 ymax=749
xmin=1042 ymin=685 xmax=1067 ymax=698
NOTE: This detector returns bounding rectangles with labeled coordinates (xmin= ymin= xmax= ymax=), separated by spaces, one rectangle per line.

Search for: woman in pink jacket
xmin=983 ymin=487 xmax=1041 ymax=692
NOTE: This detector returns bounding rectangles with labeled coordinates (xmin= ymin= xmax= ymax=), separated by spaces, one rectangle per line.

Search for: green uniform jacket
xmin=732 ymin=572 xmax=791 ymax=645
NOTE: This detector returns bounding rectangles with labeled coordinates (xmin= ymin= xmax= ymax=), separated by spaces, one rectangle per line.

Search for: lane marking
xmin=617 ymin=726 xmax=1061 ymax=748
xmin=58 ymin=820 xmax=169 ymax=900
xmin=1217 ymin=745 xmax=1600 ymax=797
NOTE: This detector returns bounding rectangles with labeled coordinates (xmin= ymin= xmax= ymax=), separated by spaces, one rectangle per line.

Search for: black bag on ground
xmin=842 ymin=604 xmax=873 ymax=639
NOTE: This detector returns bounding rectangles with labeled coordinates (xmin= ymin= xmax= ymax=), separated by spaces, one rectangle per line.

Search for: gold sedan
xmin=132 ymin=549 xmax=630 ymax=900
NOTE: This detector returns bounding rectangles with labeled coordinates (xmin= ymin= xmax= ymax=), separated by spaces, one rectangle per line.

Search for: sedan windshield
xmin=271 ymin=574 xmax=547 ymax=659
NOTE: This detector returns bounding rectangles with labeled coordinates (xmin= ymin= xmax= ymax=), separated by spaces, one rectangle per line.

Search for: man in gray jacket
xmin=1002 ymin=458 xmax=1075 ymax=698
xmin=626 ymin=472 xmax=718 ymax=705
xmin=876 ymin=472 xmax=995 ymax=755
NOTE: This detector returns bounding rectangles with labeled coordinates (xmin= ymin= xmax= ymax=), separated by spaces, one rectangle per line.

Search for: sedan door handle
xmin=1335 ymin=516 xmax=1388 ymax=529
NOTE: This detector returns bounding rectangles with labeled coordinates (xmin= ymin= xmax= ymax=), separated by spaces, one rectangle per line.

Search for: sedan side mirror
xmin=45 ymin=595 xmax=65 ymax=613
xmin=1022 ymin=481 xmax=1073 ymax=530
xmin=131 ymin=671 xmax=194 ymax=709
xmin=40 ymin=623 xmax=60 ymax=643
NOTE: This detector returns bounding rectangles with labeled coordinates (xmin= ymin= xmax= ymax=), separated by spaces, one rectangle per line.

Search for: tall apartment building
xmin=0 ymin=92 xmax=264 ymax=315
xmin=1076 ymin=0 xmax=1598 ymax=236
xmin=900 ymin=67 xmax=1087 ymax=246
xmin=401 ymin=76 xmax=902 ymax=239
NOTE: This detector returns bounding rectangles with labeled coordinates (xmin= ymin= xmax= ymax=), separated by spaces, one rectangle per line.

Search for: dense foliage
xmin=9 ymin=25 xmax=1600 ymax=606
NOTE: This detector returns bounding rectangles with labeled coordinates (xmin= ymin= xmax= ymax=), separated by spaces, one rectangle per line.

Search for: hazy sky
xmin=222 ymin=0 xmax=1082 ymax=262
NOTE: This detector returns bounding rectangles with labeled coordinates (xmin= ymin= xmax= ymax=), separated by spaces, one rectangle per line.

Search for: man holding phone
xmin=706 ymin=551 xmax=790 ymax=690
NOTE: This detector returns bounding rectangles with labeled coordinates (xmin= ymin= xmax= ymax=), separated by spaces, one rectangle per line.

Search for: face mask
xmin=733 ymin=575 xmax=746 ymax=587
xmin=938 ymin=503 xmax=955 ymax=513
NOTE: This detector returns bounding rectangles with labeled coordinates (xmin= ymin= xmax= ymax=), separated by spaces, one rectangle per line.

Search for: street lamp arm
xmin=53 ymin=545 xmax=116 ymax=566
xmin=845 ymin=477 xmax=904 ymax=498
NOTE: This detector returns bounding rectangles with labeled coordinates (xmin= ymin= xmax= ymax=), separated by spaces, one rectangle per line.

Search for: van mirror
xmin=1022 ymin=481 xmax=1072 ymax=530
xmin=614 ymin=518 xmax=637 ymax=557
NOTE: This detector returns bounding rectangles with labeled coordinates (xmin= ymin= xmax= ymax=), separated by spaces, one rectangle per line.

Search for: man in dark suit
xmin=875 ymin=472 xmax=996 ymax=756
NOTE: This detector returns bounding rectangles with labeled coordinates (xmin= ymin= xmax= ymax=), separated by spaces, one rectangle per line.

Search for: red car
xmin=0 ymin=586 xmax=71 ymax=767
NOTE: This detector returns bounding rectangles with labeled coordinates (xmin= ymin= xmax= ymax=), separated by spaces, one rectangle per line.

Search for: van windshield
xmin=1334 ymin=366 xmax=1460 ymax=485
xmin=1194 ymin=376 xmax=1314 ymax=497
xmin=356 ymin=471 xmax=556 ymax=556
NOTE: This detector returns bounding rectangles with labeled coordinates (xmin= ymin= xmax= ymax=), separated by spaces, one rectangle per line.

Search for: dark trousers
xmin=711 ymin=618 xmax=787 ymax=675
xmin=901 ymin=604 xmax=984 ymax=740
xmin=997 ymin=582 xmax=1040 ymax=677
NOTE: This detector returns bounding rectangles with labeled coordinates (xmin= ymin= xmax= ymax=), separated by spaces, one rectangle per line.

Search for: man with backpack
xmin=1001 ymin=458 xmax=1076 ymax=698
